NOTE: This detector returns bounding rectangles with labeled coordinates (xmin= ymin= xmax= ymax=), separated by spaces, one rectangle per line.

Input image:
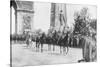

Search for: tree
xmin=90 ymin=19 xmax=97 ymax=31
xmin=73 ymin=8 xmax=90 ymax=36
xmin=89 ymin=19 xmax=97 ymax=40
xmin=74 ymin=8 xmax=97 ymax=62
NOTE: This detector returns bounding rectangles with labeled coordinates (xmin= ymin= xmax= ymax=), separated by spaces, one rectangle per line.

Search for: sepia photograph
xmin=10 ymin=0 xmax=97 ymax=67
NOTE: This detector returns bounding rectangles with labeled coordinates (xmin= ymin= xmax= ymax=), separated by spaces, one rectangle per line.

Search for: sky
xmin=66 ymin=4 xmax=97 ymax=28
xmin=34 ymin=2 xmax=51 ymax=33
xmin=33 ymin=2 xmax=97 ymax=32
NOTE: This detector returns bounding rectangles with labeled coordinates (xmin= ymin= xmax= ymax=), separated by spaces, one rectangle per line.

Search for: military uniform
xmin=82 ymin=37 xmax=97 ymax=62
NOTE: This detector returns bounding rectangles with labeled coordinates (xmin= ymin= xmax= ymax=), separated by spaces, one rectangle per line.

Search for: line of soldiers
xmin=26 ymin=31 xmax=97 ymax=62
xmin=31 ymin=31 xmax=69 ymax=54
xmin=10 ymin=30 xmax=97 ymax=62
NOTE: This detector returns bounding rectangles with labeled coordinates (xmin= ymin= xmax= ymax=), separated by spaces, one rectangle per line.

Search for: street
xmin=11 ymin=43 xmax=83 ymax=67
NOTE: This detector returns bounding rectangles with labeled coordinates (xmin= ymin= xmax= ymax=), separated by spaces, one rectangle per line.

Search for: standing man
xmin=78 ymin=36 xmax=97 ymax=62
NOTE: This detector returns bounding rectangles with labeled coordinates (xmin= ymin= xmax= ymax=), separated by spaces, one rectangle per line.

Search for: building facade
xmin=11 ymin=0 xmax=34 ymax=35
xmin=50 ymin=3 xmax=67 ymax=32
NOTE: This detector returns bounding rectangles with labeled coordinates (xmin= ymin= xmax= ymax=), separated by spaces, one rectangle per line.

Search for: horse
xmin=57 ymin=33 xmax=69 ymax=55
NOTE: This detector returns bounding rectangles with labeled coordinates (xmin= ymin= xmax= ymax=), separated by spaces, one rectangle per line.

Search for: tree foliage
xmin=73 ymin=8 xmax=91 ymax=36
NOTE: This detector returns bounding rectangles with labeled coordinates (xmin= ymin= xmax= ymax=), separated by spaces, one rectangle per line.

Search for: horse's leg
xmin=53 ymin=45 xmax=55 ymax=51
xmin=36 ymin=42 xmax=39 ymax=52
xmin=36 ymin=42 xmax=37 ymax=51
xmin=31 ymin=41 xmax=34 ymax=48
xmin=28 ymin=41 xmax=31 ymax=48
xmin=60 ymin=46 xmax=62 ymax=54
xmin=37 ymin=42 xmax=40 ymax=52
xmin=48 ymin=44 xmax=51 ymax=51
xmin=26 ymin=40 xmax=29 ymax=48
xmin=41 ymin=43 xmax=43 ymax=52
xmin=47 ymin=44 xmax=49 ymax=51
xmin=31 ymin=41 xmax=33 ymax=48
xmin=66 ymin=46 xmax=69 ymax=55
xmin=63 ymin=46 xmax=66 ymax=55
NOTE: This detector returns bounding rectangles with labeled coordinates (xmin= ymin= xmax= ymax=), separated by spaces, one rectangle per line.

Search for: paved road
xmin=11 ymin=43 xmax=82 ymax=67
